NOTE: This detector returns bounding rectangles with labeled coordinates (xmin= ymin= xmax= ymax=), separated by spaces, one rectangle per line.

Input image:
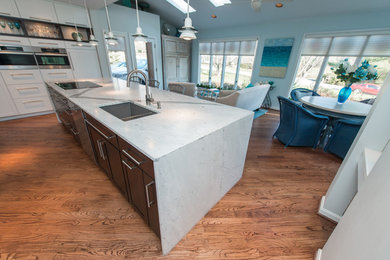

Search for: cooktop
xmin=55 ymin=81 xmax=103 ymax=90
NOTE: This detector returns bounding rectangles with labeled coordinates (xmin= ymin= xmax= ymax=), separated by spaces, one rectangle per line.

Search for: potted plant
xmin=331 ymin=59 xmax=378 ymax=104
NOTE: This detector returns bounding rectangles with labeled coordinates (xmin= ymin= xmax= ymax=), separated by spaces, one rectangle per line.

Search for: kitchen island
xmin=46 ymin=79 xmax=253 ymax=255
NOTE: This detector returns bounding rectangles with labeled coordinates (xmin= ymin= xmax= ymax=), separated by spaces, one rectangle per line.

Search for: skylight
xmin=165 ymin=0 xmax=196 ymax=13
xmin=209 ymin=0 xmax=232 ymax=7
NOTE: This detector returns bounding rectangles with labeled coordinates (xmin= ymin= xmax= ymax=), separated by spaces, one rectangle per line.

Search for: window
xmin=105 ymin=34 xmax=129 ymax=81
xmin=293 ymin=34 xmax=390 ymax=101
xmin=199 ymin=39 xmax=257 ymax=89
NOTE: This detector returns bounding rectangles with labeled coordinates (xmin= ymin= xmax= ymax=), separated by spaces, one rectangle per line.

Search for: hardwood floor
xmin=0 ymin=112 xmax=339 ymax=259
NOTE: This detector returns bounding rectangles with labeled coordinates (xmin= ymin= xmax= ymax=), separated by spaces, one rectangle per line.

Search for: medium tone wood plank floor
xmin=0 ymin=112 xmax=339 ymax=259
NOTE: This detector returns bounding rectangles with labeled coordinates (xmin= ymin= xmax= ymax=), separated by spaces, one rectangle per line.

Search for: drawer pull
xmin=22 ymin=100 xmax=43 ymax=104
xmin=85 ymin=120 xmax=115 ymax=140
xmin=71 ymin=44 xmax=91 ymax=48
xmin=70 ymin=128 xmax=79 ymax=136
xmin=0 ymin=39 xmax=20 ymax=43
xmin=122 ymin=160 xmax=136 ymax=171
xmin=122 ymin=149 xmax=143 ymax=166
xmin=38 ymin=42 xmax=58 ymax=45
xmin=48 ymin=72 xmax=67 ymax=75
xmin=97 ymin=139 xmax=106 ymax=160
xmin=145 ymin=181 xmax=155 ymax=208
xmin=29 ymin=16 xmax=51 ymax=22
xmin=59 ymin=117 xmax=71 ymax=126
xmin=11 ymin=73 xmax=34 ymax=77
xmin=16 ymin=87 xmax=39 ymax=91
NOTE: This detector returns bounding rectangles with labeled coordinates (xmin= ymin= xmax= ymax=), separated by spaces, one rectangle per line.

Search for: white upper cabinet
xmin=0 ymin=75 xmax=19 ymax=118
xmin=15 ymin=0 xmax=58 ymax=23
xmin=0 ymin=0 xmax=21 ymax=17
xmin=54 ymin=2 xmax=89 ymax=27
xmin=67 ymin=49 xmax=102 ymax=79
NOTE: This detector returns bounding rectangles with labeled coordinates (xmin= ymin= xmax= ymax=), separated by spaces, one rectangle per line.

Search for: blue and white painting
xmin=259 ymin=38 xmax=294 ymax=78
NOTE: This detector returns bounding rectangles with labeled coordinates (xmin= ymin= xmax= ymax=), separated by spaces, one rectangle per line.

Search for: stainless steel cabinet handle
xmin=0 ymin=39 xmax=20 ymax=43
xmin=29 ymin=16 xmax=51 ymax=22
xmin=38 ymin=42 xmax=58 ymax=45
xmin=64 ymin=109 xmax=72 ymax=116
xmin=70 ymin=128 xmax=79 ymax=136
xmin=22 ymin=100 xmax=43 ymax=104
xmin=122 ymin=149 xmax=143 ymax=165
xmin=16 ymin=87 xmax=39 ymax=91
xmin=85 ymin=120 xmax=115 ymax=140
xmin=145 ymin=181 xmax=155 ymax=208
xmin=11 ymin=73 xmax=34 ymax=77
xmin=59 ymin=117 xmax=70 ymax=126
xmin=121 ymin=160 xmax=136 ymax=171
xmin=97 ymin=139 xmax=106 ymax=160
xmin=48 ymin=72 xmax=67 ymax=75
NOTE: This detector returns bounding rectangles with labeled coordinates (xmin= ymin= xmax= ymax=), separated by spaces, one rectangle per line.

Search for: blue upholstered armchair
xmin=273 ymin=96 xmax=329 ymax=148
xmin=290 ymin=88 xmax=320 ymax=102
xmin=324 ymin=119 xmax=363 ymax=159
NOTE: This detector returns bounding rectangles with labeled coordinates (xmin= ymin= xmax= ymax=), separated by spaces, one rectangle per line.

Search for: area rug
xmin=254 ymin=109 xmax=268 ymax=119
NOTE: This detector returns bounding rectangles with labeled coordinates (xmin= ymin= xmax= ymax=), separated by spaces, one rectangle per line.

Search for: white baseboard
xmin=315 ymin=249 xmax=322 ymax=260
xmin=318 ymin=196 xmax=341 ymax=223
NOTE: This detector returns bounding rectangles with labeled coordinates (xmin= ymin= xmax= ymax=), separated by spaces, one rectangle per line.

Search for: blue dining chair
xmin=290 ymin=88 xmax=320 ymax=102
xmin=273 ymin=96 xmax=329 ymax=148
xmin=324 ymin=119 xmax=364 ymax=159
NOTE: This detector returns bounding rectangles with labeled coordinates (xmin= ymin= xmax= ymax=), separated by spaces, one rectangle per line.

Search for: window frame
xmin=293 ymin=31 xmax=390 ymax=94
xmin=198 ymin=38 xmax=258 ymax=89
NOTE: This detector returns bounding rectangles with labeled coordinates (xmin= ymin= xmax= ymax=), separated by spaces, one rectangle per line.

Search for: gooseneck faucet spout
xmin=126 ymin=69 xmax=154 ymax=104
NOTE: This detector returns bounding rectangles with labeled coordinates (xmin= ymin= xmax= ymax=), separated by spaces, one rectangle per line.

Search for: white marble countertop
xmin=300 ymin=96 xmax=372 ymax=117
xmin=46 ymin=78 xmax=253 ymax=161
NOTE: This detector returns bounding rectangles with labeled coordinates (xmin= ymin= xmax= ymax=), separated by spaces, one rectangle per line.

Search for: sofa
xmin=168 ymin=82 xmax=197 ymax=97
xmin=216 ymin=83 xmax=270 ymax=111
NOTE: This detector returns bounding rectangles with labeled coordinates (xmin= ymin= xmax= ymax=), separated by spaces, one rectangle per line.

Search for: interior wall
xmin=191 ymin=10 xmax=390 ymax=110
xmin=90 ymin=4 xmax=163 ymax=84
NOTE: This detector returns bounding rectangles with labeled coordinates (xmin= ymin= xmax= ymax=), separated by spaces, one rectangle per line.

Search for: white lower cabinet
xmin=0 ymin=75 xmax=18 ymax=118
xmin=1 ymin=70 xmax=43 ymax=84
xmin=7 ymin=83 xmax=49 ymax=99
xmin=67 ymin=49 xmax=102 ymax=79
xmin=40 ymin=69 xmax=74 ymax=81
xmin=14 ymin=96 xmax=53 ymax=114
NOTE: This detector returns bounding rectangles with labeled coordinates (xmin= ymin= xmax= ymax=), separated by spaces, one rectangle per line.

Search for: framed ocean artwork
xmin=259 ymin=38 xmax=294 ymax=78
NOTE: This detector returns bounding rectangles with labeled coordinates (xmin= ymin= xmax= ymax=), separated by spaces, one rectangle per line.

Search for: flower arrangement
xmin=331 ymin=59 xmax=378 ymax=86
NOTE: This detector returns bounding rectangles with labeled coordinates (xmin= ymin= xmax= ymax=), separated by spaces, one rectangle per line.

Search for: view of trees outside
xmin=237 ymin=56 xmax=254 ymax=89
xmin=293 ymin=56 xmax=390 ymax=101
xmin=211 ymin=55 xmax=223 ymax=88
xmin=200 ymin=55 xmax=210 ymax=84
xmin=223 ymin=56 xmax=238 ymax=89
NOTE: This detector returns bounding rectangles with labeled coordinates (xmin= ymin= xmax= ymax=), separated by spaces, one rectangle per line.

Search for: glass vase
xmin=337 ymin=83 xmax=353 ymax=104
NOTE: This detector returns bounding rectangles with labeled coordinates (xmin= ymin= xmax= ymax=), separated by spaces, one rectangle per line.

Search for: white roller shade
xmin=363 ymin=35 xmax=390 ymax=57
xmin=211 ymin=42 xmax=224 ymax=55
xmin=328 ymin=36 xmax=367 ymax=56
xmin=224 ymin=41 xmax=240 ymax=55
xmin=199 ymin=42 xmax=211 ymax=55
xmin=240 ymin=40 xmax=257 ymax=56
xmin=301 ymin=37 xmax=331 ymax=55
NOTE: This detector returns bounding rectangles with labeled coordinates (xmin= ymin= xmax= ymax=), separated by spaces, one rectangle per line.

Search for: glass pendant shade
xmin=106 ymin=31 xmax=118 ymax=46
xmin=179 ymin=0 xmax=197 ymax=40
xmin=133 ymin=26 xmax=147 ymax=42
xmin=89 ymin=34 xmax=98 ymax=46
xmin=84 ymin=0 xmax=98 ymax=46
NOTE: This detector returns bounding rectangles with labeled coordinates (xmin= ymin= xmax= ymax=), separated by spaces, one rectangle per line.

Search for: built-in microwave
xmin=0 ymin=45 xmax=38 ymax=70
xmin=34 ymin=48 xmax=71 ymax=69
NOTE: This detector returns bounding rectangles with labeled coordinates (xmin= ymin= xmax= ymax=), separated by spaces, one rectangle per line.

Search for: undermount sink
xmin=100 ymin=102 xmax=156 ymax=121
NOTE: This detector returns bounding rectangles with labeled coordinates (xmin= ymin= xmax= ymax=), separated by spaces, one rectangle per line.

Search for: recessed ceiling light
xmin=209 ymin=0 xmax=231 ymax=7
xmin=275 ymin=3 xmax=283 ymax=8
xmin=166 ymin=0 xmax=196 ymax=13
xmin=211 ymin=14 xmax=217 ymax=18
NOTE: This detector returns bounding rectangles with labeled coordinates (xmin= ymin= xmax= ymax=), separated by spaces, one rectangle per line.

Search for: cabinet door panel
xmin=106 ymin=142 xmax=128 ymax=196
xmin=0 ymin=35 xmax=30 ymax=46
xmin=68 ymin=49 xmax=102 ymax=79
xmin=165 ymin=40 xmax=177 ymax=54
xmin=0 ymin=76 xmax=18 ymax=117
xmin=29 ymin=38 xmax=65 ymax=48
xmin=7 ymin=83 xmax=48 ymax=99
xmin=123 ymin=161 xmax=148 ymax=221
xmin=0 ymin=0 xmax=20 ymax=17
xmin=166 ymin=56 xmax=178 ymax=81
xmin=54 ymin=2 xmax=89 ymax=27
xmin=1 ymin=70 xmax=42 ymax=84
xmin=87 ymin=125 xmax=111 ymax=177
xmin=144 ymin=173 xmax=160 ymax=237
xmin=178 ymin=56 xmax=190 ymax=81
xmin=40 ymin=69 xmax=74 ymax=82
xmin=15 ymin=0 xmax=58 ymax=23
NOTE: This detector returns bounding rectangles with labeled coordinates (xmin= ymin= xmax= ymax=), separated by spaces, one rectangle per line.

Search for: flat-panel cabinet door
xmin=15 ymin=0 xmax=58 ymax=23
xmin=123 ymin=160 xmax=148 ymax=221
xmin=105 ymin=142 xmax=128 ymax=196
xmin=166 ymin=56 xmax=178 ymax=81
xmin=68 ymin=49 xmax=102 ymax=79
xmin=144 ymin=173 xmax=160 ymax=237
xmin=87 ymin=125 xmax=111 ymax=178
xmin=165 ymin=39 xmax=177 ymax=54
xmin=0 ymin=76 xmax=18 ymax=117
xmin=0 ymin=0 xmax=20 ymax=17
xmin=54 ymin=2 xmax=89 ymax=27
xmin=178 ymin=56 xmax=190 ymax=82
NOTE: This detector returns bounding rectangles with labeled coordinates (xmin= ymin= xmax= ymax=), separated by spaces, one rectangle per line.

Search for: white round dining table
xmin=300 ymin=96 xmax=372 ymax=119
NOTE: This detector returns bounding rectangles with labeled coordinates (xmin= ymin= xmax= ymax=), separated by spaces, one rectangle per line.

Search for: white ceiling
xmin=145 ymin=0 xmax=390 ymax=30
xmin=54 ymin=0 xmax=117 ymax=9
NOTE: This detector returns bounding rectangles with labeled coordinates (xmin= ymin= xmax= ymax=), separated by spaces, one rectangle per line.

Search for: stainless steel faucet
xmin=126 ymin=69 xmax=154 ymax=104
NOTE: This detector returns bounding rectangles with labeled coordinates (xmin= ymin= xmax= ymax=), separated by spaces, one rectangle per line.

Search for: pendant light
xmin=179 ymin=0 xmax=197 ymax=41
xmin=103 ymin=0 xmax=118 ymax=46
xmin=68 ymin=0 xmax=83 ymax=46
xmin=84 ymin=0 xmax=98 ymax=46
xmin=132 ymin=0 xmax=147 ymax=42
